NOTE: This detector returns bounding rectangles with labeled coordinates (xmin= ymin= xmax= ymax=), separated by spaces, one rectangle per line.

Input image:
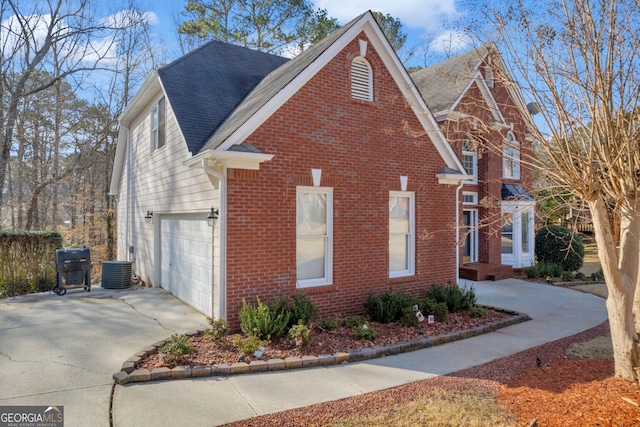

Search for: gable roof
xmin=158 ymin=41 xmax=289 ymax=154
xmin=410 ymin=45 xmax=490 ymax=113
xmin=201 ymin=12 xmax=365 ymax=152
xmin=190 ymin=11 xmax=467 ymax=178
xmin=111 ymin=11 xmax=472 ymax=196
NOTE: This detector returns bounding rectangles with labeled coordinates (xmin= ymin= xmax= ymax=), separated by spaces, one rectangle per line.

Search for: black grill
xmin=54 ymin=248 xmax=91 ymax=295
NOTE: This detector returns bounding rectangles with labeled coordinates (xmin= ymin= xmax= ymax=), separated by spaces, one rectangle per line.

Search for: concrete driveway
xmin=0 ymin=286 xmax=208 ymax=427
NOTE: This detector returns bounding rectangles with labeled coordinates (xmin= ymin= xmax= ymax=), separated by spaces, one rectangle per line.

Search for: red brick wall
xmin=438 ymin=68 xmax=534 ymax=267
xmin=224 ymin=34 xmax=458 ymax=329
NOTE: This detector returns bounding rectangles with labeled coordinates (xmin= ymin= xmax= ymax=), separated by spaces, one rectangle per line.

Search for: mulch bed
xmin=137 ymin=308 xmax=510 ymax=369
xmin=221 ymin=321 xmax=640 ymax=426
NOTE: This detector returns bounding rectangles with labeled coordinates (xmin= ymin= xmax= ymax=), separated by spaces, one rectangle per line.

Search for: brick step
xmin=459 ymin=263 xmax=514 ymax=281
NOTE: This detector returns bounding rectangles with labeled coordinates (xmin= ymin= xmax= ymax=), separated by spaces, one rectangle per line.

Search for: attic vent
xmin=351 ymin=56 xmax=372 ymax=101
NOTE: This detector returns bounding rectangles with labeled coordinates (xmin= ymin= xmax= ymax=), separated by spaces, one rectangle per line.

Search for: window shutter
xmin=351 ymin=57 xmax=372 ymax=101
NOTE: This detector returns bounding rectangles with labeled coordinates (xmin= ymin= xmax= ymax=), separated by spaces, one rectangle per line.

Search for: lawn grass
xmin=327 ymin=389 xmax=515 ymax=427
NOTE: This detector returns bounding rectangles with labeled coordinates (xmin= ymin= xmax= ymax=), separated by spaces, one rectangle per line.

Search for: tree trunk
xmin=590 ymin=197 xmax=640 ymax=381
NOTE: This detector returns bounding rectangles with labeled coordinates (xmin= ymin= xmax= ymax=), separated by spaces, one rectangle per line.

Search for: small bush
xmin=424 ymin=284 xmax=476 ymax=313
xmin=318 ymin=316 xmax=340 ymax=331
xmin=288 ymin=321 xmax=312 ymax=348
xmin=352 ymin=324 xmax=377 ymax=340
xmin=421 ymin=298 xmax=450 ymax=322
xmin=535 ymin=225 xmax=584 ymax=271
xmin=288 ymin=294 xmax=318 ymax=327
xmin=344 ymin=315 xmax=365 ymax=328
xmin=233 ymin=334 xmax=267 ymax=355
xmin=239 ymin=297 xmax=290 ymax=340
xmin=469 ymin=306 xmax=488 ymax=318
xmin=160 ymin=334 xmax=194 ymax=365
xmin=524 ymin=262 xmax=565 ymax=278
xmin=204 ymin=317 xmax=229 ymax=343
xmin=364 ymin=289 xmax=418 ymax=323
xmin=591 ymin=268 xmax=604 ymax=281
xmin=399 ymin=306 xmax=420 ymax=327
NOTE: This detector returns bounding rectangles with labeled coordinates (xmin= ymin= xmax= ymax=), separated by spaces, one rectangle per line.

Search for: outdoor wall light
xmin=144 ymin=210 xmax=153 ymax=223
xmin=207 ymin=207 xmax=219 ymax=227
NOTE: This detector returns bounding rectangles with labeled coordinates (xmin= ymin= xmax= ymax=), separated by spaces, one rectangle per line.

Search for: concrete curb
xmin=113 ymin=307 xmax=530 ymax=384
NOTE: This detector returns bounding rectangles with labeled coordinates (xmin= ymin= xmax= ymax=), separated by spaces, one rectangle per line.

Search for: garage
xmin=159 ymin=214 xmax=213 ymax=316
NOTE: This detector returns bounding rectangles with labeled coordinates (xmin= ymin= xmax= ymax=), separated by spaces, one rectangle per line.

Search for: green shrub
xmin=344 ymin=315 xmax=365 ymax=328
xmin=364 ymin=288 xmax=418 ymax=323
xmin=233 ymin=334 xmax=267 ymax=355
xmin=399 ymin=306 xmax=420 ymax=327
xmin=421 ymin=298 xmax=450 ymax=322
xmin=204 ymin=317 xmax=229 ymax=343
xmin=318 ymin=316 xmax=340 ymax=331
xmin=160 ymin=334 xmax=194 ymax=365
xmin=469 ymin=306 xmax=488 ymax=318
xmin=288 ymin=294 xmax=318 ymax=327
xmin=352 ymin=324 xmax=377 ymax=340
xmin=288 ymin=321 xmax=312 ymax=348
xmin=535 ymin=225 xmax=584 ymax=271
xmin=423 ymin=284 xmax=476 ymax=313
xmin=270 ymin=294 xmax=318 ymax=329
xmin=239 ymin=297 xmax=290 ymax=340
xmin=523 ymin=261 xmax=564 ymax=278
xmin=591 ymin=268 xmax=604 ymax=281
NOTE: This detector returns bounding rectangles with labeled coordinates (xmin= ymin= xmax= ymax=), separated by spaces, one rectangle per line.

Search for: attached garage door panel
xmin=160 ymin=215 xmax=212 ymax=316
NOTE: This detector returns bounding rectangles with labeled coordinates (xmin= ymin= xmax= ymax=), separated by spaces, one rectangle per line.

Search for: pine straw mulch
xmin=222 ymin=321 xmax=640 ymax=427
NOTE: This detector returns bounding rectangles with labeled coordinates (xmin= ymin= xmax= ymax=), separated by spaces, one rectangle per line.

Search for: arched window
xmin=351 ymin=56 xmax=373 ymax=101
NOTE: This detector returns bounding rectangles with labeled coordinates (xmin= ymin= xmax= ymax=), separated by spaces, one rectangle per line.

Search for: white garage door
xmin=160 ymin=214 xmax=213 ymax=316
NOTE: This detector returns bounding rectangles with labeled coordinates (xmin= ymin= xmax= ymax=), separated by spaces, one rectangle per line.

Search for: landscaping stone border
xmin=113 ymin=306 xmax=530 ymax=385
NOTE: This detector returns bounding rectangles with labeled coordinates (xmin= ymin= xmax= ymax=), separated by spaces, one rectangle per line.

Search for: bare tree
xmin=0 ymin=0 xmax=140 ymax=214
xmin=467 ymin=0 xmax=640 ymax=380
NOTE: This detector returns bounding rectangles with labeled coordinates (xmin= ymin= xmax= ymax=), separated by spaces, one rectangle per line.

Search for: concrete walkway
xmin=112 ymin=279 xmax=607 ymax=427
xmin=0 ymin=286 xmax=208 ymax=427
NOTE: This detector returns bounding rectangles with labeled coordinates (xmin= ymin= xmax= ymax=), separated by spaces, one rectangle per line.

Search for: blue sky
xmin=144 ymin=0 xmax=471 ymax=67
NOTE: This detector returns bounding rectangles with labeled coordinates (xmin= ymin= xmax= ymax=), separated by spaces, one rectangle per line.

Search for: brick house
xmin=109 ymin=11 xmax=472 ymax=326
xmin=412 ymin=45 xmax=536 ymax=280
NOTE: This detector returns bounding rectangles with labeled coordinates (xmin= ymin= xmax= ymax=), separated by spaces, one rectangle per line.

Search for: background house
xmin=412 ymin=45 xmax=536 ymax=281
xmin=109 ymin=11 xmax=476 ymax=327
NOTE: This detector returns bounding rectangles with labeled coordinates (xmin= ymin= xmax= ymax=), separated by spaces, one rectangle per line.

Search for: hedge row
xmin=0 ymin=230 xmax=62 ymax=297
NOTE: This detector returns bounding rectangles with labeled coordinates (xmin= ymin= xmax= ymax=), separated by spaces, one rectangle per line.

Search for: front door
xmin=463 ymin=210 xmax=478 ymax=263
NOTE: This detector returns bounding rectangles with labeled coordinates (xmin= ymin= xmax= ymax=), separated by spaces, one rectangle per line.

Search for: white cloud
xmin=101 ymin=10 xmax=158 ymax=29
xmin=312 ymin=0 xmax=459 ymax=33
xmin=428 ymin=29 xmax=473 ymax=55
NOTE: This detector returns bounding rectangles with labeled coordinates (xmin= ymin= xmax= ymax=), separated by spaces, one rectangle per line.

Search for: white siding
xmin=116 ymin=90 xmax=220 ymax=288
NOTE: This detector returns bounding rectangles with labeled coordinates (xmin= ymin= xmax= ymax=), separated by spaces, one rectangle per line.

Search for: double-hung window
xmin=151 ymin=97 xmax=166 ymax=152
xmin=296 ymin=187 xmax=333 ymax=288
xmin=503 ymin=132 xmax=520 ymax=179
xmin=389 ymin=191 xmax=415 ymax=278
xmin=462 ymin=139 xmax=478 ymax=183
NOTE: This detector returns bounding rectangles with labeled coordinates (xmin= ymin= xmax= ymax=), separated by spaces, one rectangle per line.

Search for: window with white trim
xmin=462 ymin=139 xmax=478 ymax=183
xmin=389 ymin=191 xmax=415 ymax=278
xmin=151 ymin=97 xmax=166 ymax=152
xmin=462 ymin=192 xmax=478 ymax=205
xmin=501 ymin=214 xmax=513 ymax=254
xmin=503 ymin=132 xmax=520 ymax=179
xmin=296 ymin=187 xmax=333 ymax=288
xmin=485 ymin=67 xmax=494 ymax=88
xmin=351 ymin=56 xmax=373 ymax=101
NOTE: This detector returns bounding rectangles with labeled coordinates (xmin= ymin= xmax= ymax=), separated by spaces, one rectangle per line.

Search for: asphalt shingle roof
xmin=158 ymin=41 xmax=289 ymax=154
xmin=201 ymin=12 xmax=366 ymax=152
xmin=410 ymin=45 xmax=489 ymax=113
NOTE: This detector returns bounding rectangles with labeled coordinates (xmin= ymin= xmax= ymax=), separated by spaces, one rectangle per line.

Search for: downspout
xmin=202 ymin=159 xmax=227 ymax=321
xmin=455 ymin=181 xmax=464 ymax=285
xmin=125 ymin=127 xmax=132 ymax=264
